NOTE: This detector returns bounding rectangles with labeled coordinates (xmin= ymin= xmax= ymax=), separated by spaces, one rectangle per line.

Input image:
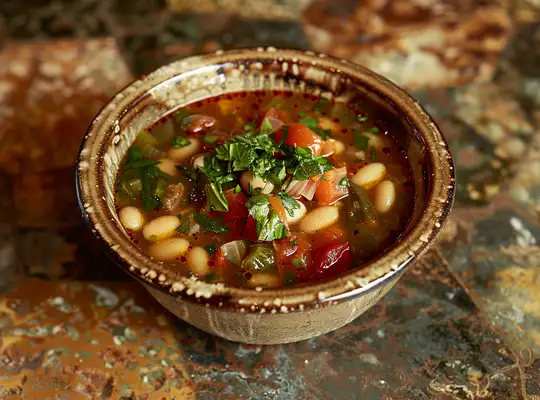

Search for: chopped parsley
xmin=172 ymin=136 xmax=190 ymax=148
xmin=205 ymin=183 xmax=229 ymax=212
xmin=204 ymin=243 xmax=217 ymax=256
xmin=234 ymin=184 xmax=242 ymax=194
xmin=354 ymin=132 xmax=369 ymax=149
xmin=203 ymin=135 xmax=218 ymax=144
xmin=193 ymin=214 xmax=230 ymax=234
xmin=292 ymin=258 xmax=305 ymax=268
xmin=243 ymin=122 xmax=256 ymax=131
xmin=369 ymin=126 xmax=380 ymax=134
xmin=289 ymin=240 xmax=298 ymax=246
xmin=284 ymin=271 xmax=296 ymax=286
xmin=287 ymin=146 xmax=333 ymax=181
xmin=246 ymin=195 xmax=289 ymax=241
xmin=205 ymin=272 xmax=217 ymax=281
xmin=371 ymin=147 xmax=377 ymax=161
xmin=357 ymin=115 xmax=368 ymax=122
xmin=300 ymin=117 xmax=332 ymax=140
xmin=338 ymin=177 xmax=349 ymax=187
xmin=276 ymin=192 xmax=300 ymax=217
xmin=298 ymin=112 xmax=307 ymax=117
xmin=231 ymin=110 xmax=238 ymax=115
xmin=176 ymin=217 xmax=191 ymax=234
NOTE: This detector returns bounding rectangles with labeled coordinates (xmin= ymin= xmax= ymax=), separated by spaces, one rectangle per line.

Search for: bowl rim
xmin=76 ymin=47 xmax=455 ymax=312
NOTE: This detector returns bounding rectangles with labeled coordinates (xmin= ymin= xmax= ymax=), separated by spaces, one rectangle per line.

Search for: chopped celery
xmin=220 ymin=240 xmax=250 ymax=266
xmin=241 ymin=244 xmax=276 ymax=272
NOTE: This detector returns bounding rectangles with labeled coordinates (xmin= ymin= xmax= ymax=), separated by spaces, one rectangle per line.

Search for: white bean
xmin=240 ymin=171 xmax=274 ymax=194
xmin=168 ymin=138 xmax=201 ymax=162
xmin=192 ymin=153 xmax=209 ymax=170
xmin=350 ymin=162 xmax=386 ymax=189
xmin=299 ymin=206 xmax=339 ymax=234
xmin=334 ymin=140 xmax=345 ymax=155
xmin=374 ymin=180 xmax=396 ymax=213
xmin=285 ymin=200 xmax=307 ymax=225
xmin=246 ymin=273 xmax=282 ymax=288
xmin=157 ymin=158 xmax=178 ymax=176
xmin=119 ymin=206 xmax=144 ymax=231
xmin=187 ymin=247 xmax=210 ymax=276
xmin=143 ymin=215 xmax=181 ymax=241
xmin=149 ymin=238 xmax=190 ymax=261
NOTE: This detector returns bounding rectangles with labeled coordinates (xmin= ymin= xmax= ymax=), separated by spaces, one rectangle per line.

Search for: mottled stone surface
xmin=0 ymin=0 xmax=539 ymax=398
xmin=302 ymin=0 xmax=512 ymax=90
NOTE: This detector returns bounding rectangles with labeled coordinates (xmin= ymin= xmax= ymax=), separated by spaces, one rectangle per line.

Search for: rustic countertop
xmin=0 ymin=1 xmax=539 ymax=399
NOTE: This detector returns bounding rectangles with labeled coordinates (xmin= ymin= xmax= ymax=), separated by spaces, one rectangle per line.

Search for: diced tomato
xmin=311 ymin=225 xmax=346 ymax=251
xmin=220 ymin=189 xmax=248 ymax=222
xmin=244 ymin=216 xmax=258 ymax=241
xmin=213 ymin=249 xmax=228 ymax=269
xmin=311 ymin=242 xmax=351 ymax=280
xmin=274 ymin=123 xmax=322 ymax=155
xmin=315 ymin=168 xmax=349 ymax=205
xmin=264 ymin=108 xmax=290 ymax=124
xmin=274 ymin=233 xmax=312 ymax=284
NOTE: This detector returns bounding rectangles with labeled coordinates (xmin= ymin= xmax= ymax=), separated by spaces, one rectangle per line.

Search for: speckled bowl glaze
xmin=76 ymin=48 xmax=454 ymax=344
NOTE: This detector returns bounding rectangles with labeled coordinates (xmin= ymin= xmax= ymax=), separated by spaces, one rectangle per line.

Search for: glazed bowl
xmin=76 ymin=48 xmax=454 ymax=344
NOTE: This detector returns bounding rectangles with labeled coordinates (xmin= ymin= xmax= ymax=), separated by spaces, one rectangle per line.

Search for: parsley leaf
xmin=300 ymin=117 xmax=332 ymax=140
xmin=371 ymin=147 xmax=377 ymax=161
xmin=292 ymin=258 xmax=305 ymax=268
xmin=338 ymin=177 xmax=349 ymax=187
xmin=284 ymin=271 xmax=297 ymax=286
xmin=234 ymin=184 xmax=242 ymax=194
xmin=172 ymin=136 xmax=190 ymax=148
xmin=140 ymin=165 xmax=167 ymax=211
xmin=369 ymin=126 xmax=380 ymax=134
xmin=176 ymin=217 xmax=191 ymax=234
xmin=204 ymin=243 xmax=217 ymax=255
xmin=203 ymin=135 xmax=218 ymax=144
xmin=260 ymin=118 xmax=273 ymax=135
xmin=205 ymin=183 xmax=229 ymax=212
xmin=276 ymin=192 xmax=300 ymax=217
xmin=193 ymin=214 xmax=230 ymax=234
xmin=357 ymin=115 xmax=368 ymax=122
xmin=354 ymin=132 xmax=369 ymax=149
xmin=246 ymin=195 xmax=289 ymax=241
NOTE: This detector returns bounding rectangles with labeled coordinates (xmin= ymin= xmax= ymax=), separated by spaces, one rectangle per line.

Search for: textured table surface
xmin=0 ymin=1 xmax=539 ymax=399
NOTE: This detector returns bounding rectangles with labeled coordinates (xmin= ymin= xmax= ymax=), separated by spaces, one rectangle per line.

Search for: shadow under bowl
xmin=76 ymin=48 xmax=454 ymax=344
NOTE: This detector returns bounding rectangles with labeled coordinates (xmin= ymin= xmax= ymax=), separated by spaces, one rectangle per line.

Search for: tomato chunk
xmin=244 ymin=216 xmax=258 ymax=241
xmin=311 ymin=225 xmax=346 ymax=251
xmin=274 ymin=123 xmax=322 ymax=155
xmin=312 ymin=242 xmax=351 ymax=279
xmin=315 ymin=168 xmax=349 ymax=205
xmin=221 ymin=189 xmax=248 ymax=221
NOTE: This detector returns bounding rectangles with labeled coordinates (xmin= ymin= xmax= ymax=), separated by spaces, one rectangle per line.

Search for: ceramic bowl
xmin=76 ymin=48 xmax=454 ymax=344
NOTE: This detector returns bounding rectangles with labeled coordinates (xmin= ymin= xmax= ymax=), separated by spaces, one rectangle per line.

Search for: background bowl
xmin=76 ymin=48 xmax=454 ymax=344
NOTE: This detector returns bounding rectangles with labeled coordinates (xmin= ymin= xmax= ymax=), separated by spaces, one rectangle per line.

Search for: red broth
xmin=115 ymin=91 xmax=414 ymax=288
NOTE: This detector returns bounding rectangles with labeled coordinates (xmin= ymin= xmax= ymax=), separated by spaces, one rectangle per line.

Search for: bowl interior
xmin=77 ymin=49 xmax=454 ymax=310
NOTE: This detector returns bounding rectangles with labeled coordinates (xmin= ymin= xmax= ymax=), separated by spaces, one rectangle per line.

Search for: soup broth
xmin=115 ymin=91 xmax=414 ymax=288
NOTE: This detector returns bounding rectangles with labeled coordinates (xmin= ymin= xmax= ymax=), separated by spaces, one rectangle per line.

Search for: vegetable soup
xmin=115 ymin=91 xmax=415 ymax=288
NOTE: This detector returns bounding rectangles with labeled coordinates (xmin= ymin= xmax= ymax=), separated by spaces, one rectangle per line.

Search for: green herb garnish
xmin=357 ymin=115 xmax=368 ymax=122
xmin=354 ymin=132 xmax=369 ymax=149
xmin=176 ymin=217 xmax=191 ymax=234
xmin=172 ymin=136 xmax=190 ymax=148
xmin=292 ymin=258 xmax=305 ymax=268
xmin=289 ymin=240 xmax=298 ymax=246
xmin=369 ymin=126 xmax=380 ymax=134
xmin=203 ymin=135 xmax=218 ymax=144
xmin=206 ymin=272 xmax=217 ymax=281
xmin=338 ymin=177 xmax=349 ymax=187
xmin=300 ymin=117 xmax=332 ymax=140
xmin=205 ymin=183 xmax=229 ymax=212
xmin=193 ymin=214 xmax=230 ymax=234
xmin=287 ymin=147 xmax=333 ymax=181
xmin=284 ymin=271 xmax=296 ymax=286
xmin=234 ymin=184 xmax=242 ymax=194
xmin=371 ymin=147 xmax=377 ymax=161
xmin=204 ymin=243 xmax=217 ymax=256
xmin=276 ymin=192 xmax=300 ymax=217
xmin=246 ymin=195 xmax=289 ymax=241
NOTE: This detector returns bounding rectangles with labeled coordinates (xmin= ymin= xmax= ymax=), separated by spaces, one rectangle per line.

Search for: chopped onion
xmin=321 ymin=139 xmax=336 ymax=157
xmin=181 ymin=115 xmax=216 ymax=133
xmin=264 ymin=116 xmax=284 ymax=133
xmin=286 ymin=179 xmax=319 ymax=201
xmin=220 ymin=240 xmax=250 ymax=266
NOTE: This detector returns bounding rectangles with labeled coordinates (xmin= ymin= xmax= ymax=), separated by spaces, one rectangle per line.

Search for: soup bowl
xmin=76 ymin=48 xmax=454 ymax=344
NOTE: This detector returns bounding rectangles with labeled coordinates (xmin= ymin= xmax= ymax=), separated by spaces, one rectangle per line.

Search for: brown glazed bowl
xmin=76 ymin=48 xmax=454 ymax=344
